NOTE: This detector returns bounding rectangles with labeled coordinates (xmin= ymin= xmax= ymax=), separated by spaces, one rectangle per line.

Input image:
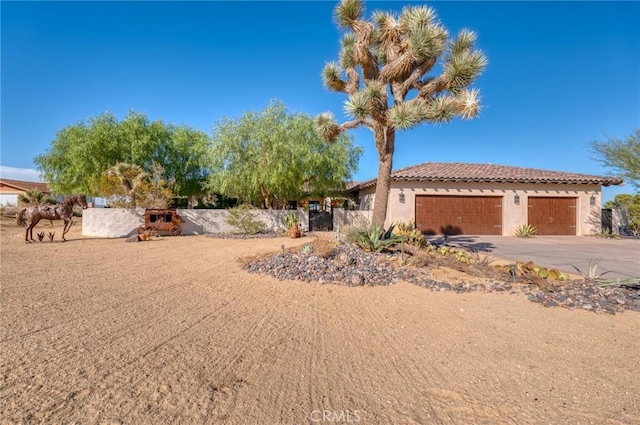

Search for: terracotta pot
xmin=289 ymin=226 xmax=300 ymax=238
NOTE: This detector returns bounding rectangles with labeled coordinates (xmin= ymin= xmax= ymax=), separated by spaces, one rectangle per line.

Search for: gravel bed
xmin=244 ymin=242 xmax=640 ymax=314
xmin=526 ymin=282 xmax=640 ymax=314
xmin=244 ymin=243 xmax=420 ymax=286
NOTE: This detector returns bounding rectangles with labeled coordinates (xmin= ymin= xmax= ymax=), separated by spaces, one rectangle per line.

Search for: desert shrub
xmin=226 ymin=204 xmax=266 ymax=235
xmin=515 ymin=224 xmax=537 ymax=238
xmin=17 ymin=189 xmax=57 ymax=206
xmin=283 ymin=212 xmax=300 ymax=229
xmin=347 ymin=220 xmax=402 ymax=253
xmin=436 ymin=245 xmax=471 ymax=264
xmin=393 ymin=219 xmax=426 ymax=248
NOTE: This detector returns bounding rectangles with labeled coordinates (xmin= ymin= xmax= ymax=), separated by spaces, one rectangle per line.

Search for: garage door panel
xmin=528 ymin=197 xmax=576 ymax=235
xmin=415 ymin=195 xmax=502 ymax=235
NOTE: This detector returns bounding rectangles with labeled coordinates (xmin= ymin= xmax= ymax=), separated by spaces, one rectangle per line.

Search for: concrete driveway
xmin=426 ymin=235 xmax=640 ymax=279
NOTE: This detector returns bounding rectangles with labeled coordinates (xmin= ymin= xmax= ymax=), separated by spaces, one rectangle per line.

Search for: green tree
xmin=205 ymin=100 xmax=362 ymax=208
xmin=316 ymin=0 xmax=487 ymax=224
xmin=34 ymin=110 xmax=211 ymax=199
xmin=590 ymin=129 xmax=640 ymax=190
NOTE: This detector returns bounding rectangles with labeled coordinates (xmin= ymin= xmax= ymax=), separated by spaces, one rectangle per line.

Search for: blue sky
xmin=1 ymin=1 xmax=638 ymax=202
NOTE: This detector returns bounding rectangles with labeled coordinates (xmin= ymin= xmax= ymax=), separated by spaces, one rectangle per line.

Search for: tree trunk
xmin=372 ymin=126 xmax=395 ymax=226
xmin=259 ymin=183 xmax=272 ymax=209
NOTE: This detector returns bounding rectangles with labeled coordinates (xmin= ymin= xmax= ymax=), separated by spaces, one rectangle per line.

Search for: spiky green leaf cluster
xmin=344 ymin=91 xmax=372 ymax=120
xmin=322 ymin=62 xmax=346 ymax=92
xmin=335 ymin=0 xmax=363 ymax=28
xmin=389 ymin=101 xmax=427 ymax=129
xmin=315 ymin=112 xmax=342 ymax=142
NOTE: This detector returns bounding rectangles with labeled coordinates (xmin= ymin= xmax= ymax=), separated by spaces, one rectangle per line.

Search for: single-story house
xmin=0 ymin=178 xmax=50 ymax=206
xmin=347 ymin=162 xmax=623 ymax=236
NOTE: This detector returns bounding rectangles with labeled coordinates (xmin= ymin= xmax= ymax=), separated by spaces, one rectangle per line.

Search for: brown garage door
xmin=528 ymin=197 xmax=577 ymax=235
xmin=415 ymin=195 xmax=502 ymax=235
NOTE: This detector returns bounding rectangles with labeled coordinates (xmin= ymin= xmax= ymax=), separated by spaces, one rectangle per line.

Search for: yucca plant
xmin=317 ymin=0 xmax=487 ymax=226
xmin=515 ymin=224 xmax=537 ymax=238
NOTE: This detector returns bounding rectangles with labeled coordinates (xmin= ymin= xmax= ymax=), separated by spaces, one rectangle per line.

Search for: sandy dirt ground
xmin=1 ymin=217 xmax=639 ymax=425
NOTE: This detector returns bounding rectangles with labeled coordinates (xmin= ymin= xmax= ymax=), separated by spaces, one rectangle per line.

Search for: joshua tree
xmin=316 ymin=0 xmax=487 ymax=225
xmin=105 ymin=162 xmax=148 ymax=206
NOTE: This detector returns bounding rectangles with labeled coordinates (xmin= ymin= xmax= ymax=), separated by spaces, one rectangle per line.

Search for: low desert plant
xmin=595 ymin=277 xmax=640 ymax=288
xmin=571 ymin=259 xmax=610 ymax=281
xmin=495 ymin=261 xmax=569 ymax=281
xmin=347 ymin=221 xmax=402 ymax=253
xmin=393 ymin=219 xmax=426 ymax=248
xmin=283 ymin=212 xmax=300 ymax=229
xmin=436 ymin=245 xmax=471 ymax=264
xmin=226 ymin=204 xmax=266 ymax=235
xmin=300 ymin=243 xmax=315 ymax=254
xmin=594 ymin=228 xmax=618 ymax=239
xmin=470 ymin=251 xmax=496 ymax=267
xmin=515 ymin=224 xmax=537 ymax=238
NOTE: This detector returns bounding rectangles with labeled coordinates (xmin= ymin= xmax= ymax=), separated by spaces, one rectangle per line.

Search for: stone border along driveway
xmin=426 ymin=235 xmax=640 ymax=279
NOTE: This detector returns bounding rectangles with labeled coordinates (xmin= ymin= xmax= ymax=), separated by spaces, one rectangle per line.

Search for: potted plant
xmin=284 ymin=213 xmax=300 ymax=238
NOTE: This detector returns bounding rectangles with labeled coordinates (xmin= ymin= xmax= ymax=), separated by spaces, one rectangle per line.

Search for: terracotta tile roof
xmin=0 ymin=178 xmax=50 ymax=193
xmin=351 ymin=162 xmax=623 ymax=190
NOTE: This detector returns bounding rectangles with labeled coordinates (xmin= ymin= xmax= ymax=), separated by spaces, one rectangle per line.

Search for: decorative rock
xmin=243 ymin=241 xmax=640 ymax=314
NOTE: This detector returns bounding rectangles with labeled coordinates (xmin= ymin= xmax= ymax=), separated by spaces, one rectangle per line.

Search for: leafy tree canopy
xmin=590 ymin=129 xmax=640 ymax=191
xmin=34 ymin=110 xmax=211 ymax=198
xmin=204 ymin=100 xmax=362 ymax=208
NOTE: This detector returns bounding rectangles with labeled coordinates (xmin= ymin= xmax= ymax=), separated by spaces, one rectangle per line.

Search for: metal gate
xmin=309 ymin=210 xmax=333 ymax=231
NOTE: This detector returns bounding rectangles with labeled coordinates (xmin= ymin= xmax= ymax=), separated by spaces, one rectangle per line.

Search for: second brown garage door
xmin=415 ymin=195 xmax=502 ymax=235
xmin=528 ymin=197 xmax=577 ymax=235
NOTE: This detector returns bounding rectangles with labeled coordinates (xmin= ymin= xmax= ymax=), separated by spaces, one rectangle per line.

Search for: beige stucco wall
xmin=356 ymin=181 xmax=602 ymax=236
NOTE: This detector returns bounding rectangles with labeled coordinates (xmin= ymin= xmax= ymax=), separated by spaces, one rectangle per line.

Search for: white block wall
xmin=82 ymin=208 xmax=309 ymax=238
xmin=82 ymin=208 xmax=145 ymax=237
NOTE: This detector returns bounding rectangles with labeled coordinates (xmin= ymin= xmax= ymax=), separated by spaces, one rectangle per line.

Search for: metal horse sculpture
xmin=19 ymin=195 xmax=88 ymax=243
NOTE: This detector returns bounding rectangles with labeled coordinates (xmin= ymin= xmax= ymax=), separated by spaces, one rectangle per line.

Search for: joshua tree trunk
xmin=372 ymin=126 xmax=395 ymax=226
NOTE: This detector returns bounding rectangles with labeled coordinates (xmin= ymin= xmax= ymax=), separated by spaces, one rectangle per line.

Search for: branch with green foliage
xmin=590 ymin=129 xmax=640 ymax=190
xmin=316 ymin=0 xmax=486 ymax=224
xmin=205 ymin=100 xmax=362 ymax=209
xmin=34 ymin=110 xmax=211 ymax=199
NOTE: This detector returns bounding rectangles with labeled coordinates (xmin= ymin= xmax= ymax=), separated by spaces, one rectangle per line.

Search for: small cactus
xmin=37 ymin=232 xmax=45 ymax=242
xmin=48 ymin=232 xmax=55 ymax=242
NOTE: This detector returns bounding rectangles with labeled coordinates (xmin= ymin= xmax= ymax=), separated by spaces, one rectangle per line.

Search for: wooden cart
xmin=139 ymin=208 xmax=185 ymax=236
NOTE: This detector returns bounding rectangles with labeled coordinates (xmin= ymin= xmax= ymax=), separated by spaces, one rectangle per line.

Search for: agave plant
xmin=300 ymin=243 xmax=315 ymax=254
xmin=571 ymin=259 xmax=611 ymax=281
xmin=348 ymin=223 xmax=402 ymax=253
xmin=515 ymin=224 xmax=537 ymax=238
